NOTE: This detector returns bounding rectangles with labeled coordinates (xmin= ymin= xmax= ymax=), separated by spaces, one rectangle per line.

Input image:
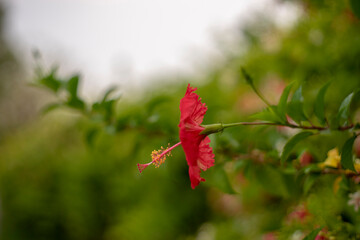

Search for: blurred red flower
xmin=262 ymin=232 xmax=277 ymax=240
xmin=287 ymin=204 xmax=310 ymax=223
xmin=137 ymin=84 xmax=215 ymax=189
xmin=179 ymin=84 xmax=215 ymax=189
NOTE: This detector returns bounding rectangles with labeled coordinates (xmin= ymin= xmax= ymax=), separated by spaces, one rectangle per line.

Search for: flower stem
xmin=241 ymin=68 xmax=272 ymax=107
xmin=222 ymin=122 xmax=278 ymax=128
xmin=222 ymin=122 xmax=327 ymax=130
xmin=201 ymin=121 xmax=355 ymax=135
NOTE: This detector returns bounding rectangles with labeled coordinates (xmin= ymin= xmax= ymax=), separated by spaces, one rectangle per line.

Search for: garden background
xmin=1 ymin=0 xmax=360 ymax=239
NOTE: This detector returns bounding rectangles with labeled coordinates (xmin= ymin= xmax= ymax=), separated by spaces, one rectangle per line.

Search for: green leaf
xmin=241 ymin=67 xmax=255 ymax=88
xmin=85 ymin=127 xmax=100 ymax=147
xmin=338 ymin=92 xmax=354 ymax=119
xmin=101 ymin=86 xmax=118 ymax=103
xmin=350 ymin=0 xmax=360 ymax=18
xmin=241 ymin=68 xmax=271 ymax=107
xmin=38 ymin=68 xmax=62 ymax=92
xmin=92 ymin=102 xmax=101 ymax=112
xmin=67 ymin=97 xmax=85 ymax=110
xmin=339 ymin=175 xmax=350 ymax=192
xmin=251 ymin=106 xmax=282 ymax=123
xmin=336 ymin=90 xmax=359 ymax=125
xmin=66 ymin=75 xmax=80 ymax=97
xmin=303 ymin=164 xmax=321 ymax=174
xmin=303 ymin=174 xmax=318 ymax=194
xmin=103 ymin=99 xmax=117 ymax=120
xmin=341 ymin=135 xmax=356 ymax=171
xmin=281 ymin=131 xmax=313 ymax=164
xmin=253 ymin=164 xmax=291 ymax=197
xmin=286 ymin=86 xmax=308 ymax=123
xmin=303 ymin=227 xmax=322 ymax=240
xmin=278 ymin=82 xmax=293 ymax=121
xmin=314 ymin=82 xmax=330 ymax=126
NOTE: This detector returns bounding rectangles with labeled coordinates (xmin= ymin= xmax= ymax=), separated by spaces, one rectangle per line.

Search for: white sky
xmin=3 ymin=0 xmax=299 ymax=97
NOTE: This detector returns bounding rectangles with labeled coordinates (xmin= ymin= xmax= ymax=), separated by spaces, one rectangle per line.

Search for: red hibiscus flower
xmin=137 ymin=84 xmax=215 ymax=189
xmin=179 ymin=84 xmax=215 ymax=188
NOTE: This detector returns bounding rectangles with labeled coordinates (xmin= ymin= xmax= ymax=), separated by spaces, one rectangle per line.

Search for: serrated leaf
xmin=350 ymin=0 xmax=360 ymax=18
xmin=341 ymin=135 xmax=356 ymax=171
xmin=281 ymin=131 xmax=313 ymax=164
xmin=314 ymin=82 xmax=330 ymax=126
xmin=278 ymin=82 xmax=293 ymax=121
xmin=303 ymin=227 xmax=322 ymax=240
xmin=66 ymin=75 xmax=80 ymax=97
xmin=286 ymin=86 xmax=308 ymax=123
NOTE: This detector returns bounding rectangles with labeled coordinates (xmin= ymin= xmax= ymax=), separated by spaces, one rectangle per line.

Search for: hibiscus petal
xmin=179 ymin=84 xmax=207 ymax=125
xmin=179 ymin=84 xmax=215 ymax=189
xmin=197 ymin=137 xmax=215 ymax=171
xmin=180 ymin=127 xmax=204 ymax=167
xmin=188 ymin=166 xmax=205 ymax=189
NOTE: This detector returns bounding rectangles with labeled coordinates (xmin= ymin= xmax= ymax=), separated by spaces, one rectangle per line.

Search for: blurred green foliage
xmin=1 ymin=0 xmax=360 ymax=239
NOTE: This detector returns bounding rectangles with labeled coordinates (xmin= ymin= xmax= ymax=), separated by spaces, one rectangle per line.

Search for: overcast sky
xmin=3 ymin=0 xmax=299 ymax=96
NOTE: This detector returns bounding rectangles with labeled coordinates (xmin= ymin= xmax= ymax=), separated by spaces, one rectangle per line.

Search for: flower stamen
xmin=151 ymin=144 xmax=171 ymax=168
xmin=137 ymin=142 xmax=182 ymax=173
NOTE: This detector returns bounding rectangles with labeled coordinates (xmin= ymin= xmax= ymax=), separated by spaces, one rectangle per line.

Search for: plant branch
xmin=221 ymin=122 xmax=355 ymax=131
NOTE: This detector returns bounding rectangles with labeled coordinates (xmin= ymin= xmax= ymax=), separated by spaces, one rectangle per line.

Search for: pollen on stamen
xmin=137 ymin=142 xmax=181 ymax=174
xmin=151 ymin=143 xmax=172 ymax=168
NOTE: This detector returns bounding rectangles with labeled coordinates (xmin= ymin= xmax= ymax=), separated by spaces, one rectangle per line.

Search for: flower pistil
xmin=137 ymin=142 xmax=182 ymax=173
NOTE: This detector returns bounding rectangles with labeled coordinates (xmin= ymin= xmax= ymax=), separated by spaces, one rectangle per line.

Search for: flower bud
xmin=300 ymin=151 xmax=313 ymax=167
xmin=354 ymin=136 xmax=360 ymax=158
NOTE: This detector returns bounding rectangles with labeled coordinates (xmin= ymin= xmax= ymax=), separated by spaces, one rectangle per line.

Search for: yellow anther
xmin=137 ymin=142 xmax=182 ymax=174
xmin=151 ymin=144 xmax=171 ymax=168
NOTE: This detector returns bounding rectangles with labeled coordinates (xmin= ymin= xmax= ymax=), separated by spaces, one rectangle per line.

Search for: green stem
xmin=241 ymin=68 xmax=272 ymax=107
xmin=252 ymin=89 xmax=272 ymax=107
xmin=222 ymin=122 xmax=278 ymax=128
xmin=201 ymin=121 xmax=354 ymax=135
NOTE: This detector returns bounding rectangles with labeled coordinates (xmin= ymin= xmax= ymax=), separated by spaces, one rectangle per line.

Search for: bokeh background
xmin=0 ymin=0 xmax=360 ymax=239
